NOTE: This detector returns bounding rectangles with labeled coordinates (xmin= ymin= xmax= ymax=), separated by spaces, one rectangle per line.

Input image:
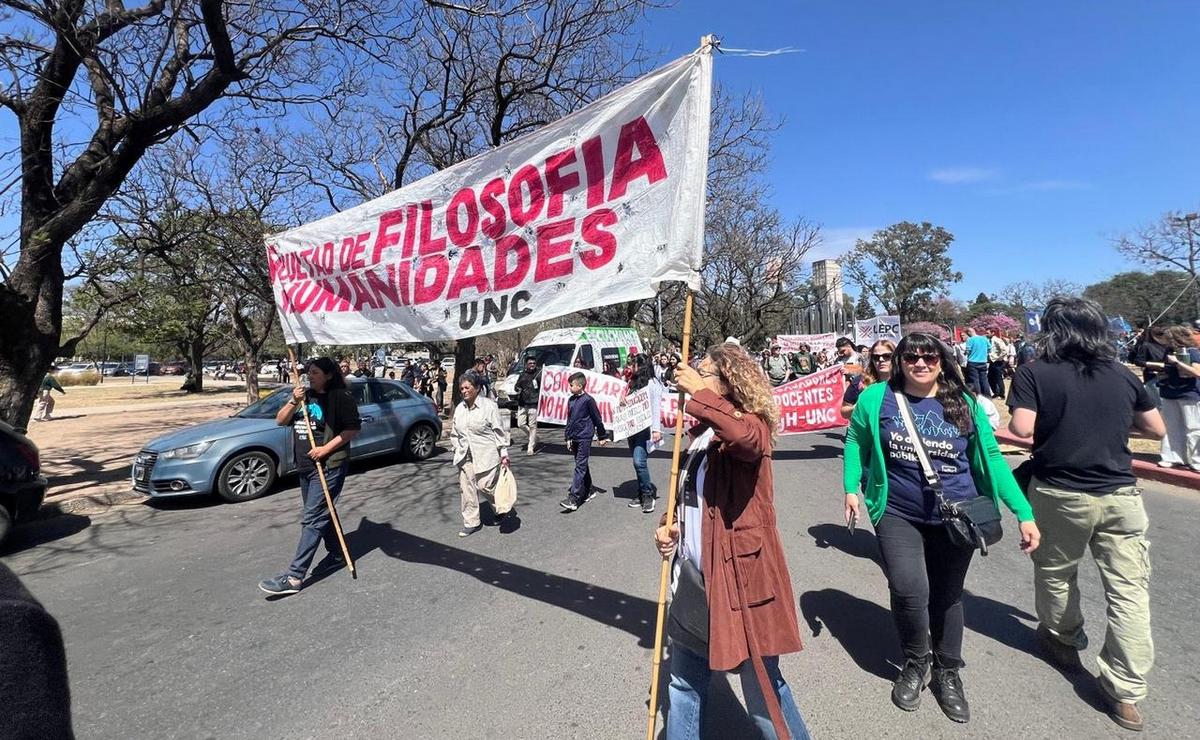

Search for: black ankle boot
xmin=930 ymin=666 xmax=970 ymax=723
xmin=891 ymin=654 xmax=931 ymax=711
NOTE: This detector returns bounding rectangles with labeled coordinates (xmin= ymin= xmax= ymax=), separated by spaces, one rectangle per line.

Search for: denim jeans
xmin=874 ymin=514 xmax=975 ymax=668
xmin=628 ymin=430 xmax=657 ymax=495
xmin=287 ymin=462 xmax=348 ymax=579
xmin=667 ymin=643 xmax=811 ymax=740
xmin=966 ymin=362 xmax=992 ymax=398
xmin=569 ymin=439 xmax=593 ymax=500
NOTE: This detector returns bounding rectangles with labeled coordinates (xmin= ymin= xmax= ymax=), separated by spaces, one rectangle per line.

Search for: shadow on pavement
xmin=807 ymin=523 xmax=883 ymax=567
xmin=0 ymin=513 xmax=92 ymax=555
xmin=343 ymin=517 xmax=658 ymax=646
xmin=772 ymin=445 xmax=844 ymax=461
xmin=800 ymin=588 xmax=900 ymax=682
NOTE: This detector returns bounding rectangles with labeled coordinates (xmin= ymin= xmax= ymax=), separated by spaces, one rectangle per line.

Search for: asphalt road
xmin=3 ymin=430 xmax=1199 ymax=739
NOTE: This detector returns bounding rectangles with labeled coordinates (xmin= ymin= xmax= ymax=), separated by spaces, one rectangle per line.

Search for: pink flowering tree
xmin=969 ymin=313 xmax=1021 ymax=335
xmin=902 ymin=322 xmax=951 ymax=340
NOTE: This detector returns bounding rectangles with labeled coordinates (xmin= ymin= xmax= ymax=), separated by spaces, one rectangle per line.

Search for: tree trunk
xmin=244 ymin=354 xmax=260 ymax=403
xmin=188 ymin=338 xmax=206 ymax=393
xmin=0 ymin=322 xmax=53 ymax=434
xmin=451 ymin=337 xmax=476 ymax=407
xmin=0 ymin=262 xmax=64 ymax=430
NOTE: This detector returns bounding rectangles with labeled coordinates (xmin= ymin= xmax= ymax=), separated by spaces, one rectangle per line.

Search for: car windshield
xmin=236 ymin=387 xmax=293 ymax=419
xmin=522 ymin=343 xmax=574 ymax=368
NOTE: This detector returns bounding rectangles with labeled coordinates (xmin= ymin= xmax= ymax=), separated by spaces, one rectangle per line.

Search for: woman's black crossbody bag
xmin=894 ymin=391 xmax=1003 ymax=556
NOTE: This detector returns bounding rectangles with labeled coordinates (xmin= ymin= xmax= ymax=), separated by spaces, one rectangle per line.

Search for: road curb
xmin=993 ymin=430 xmax=1200 ymax=491
xmin=40 ymin=486 xmax=148 ymax=518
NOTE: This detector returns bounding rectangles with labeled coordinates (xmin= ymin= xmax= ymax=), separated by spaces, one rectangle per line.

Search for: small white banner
xmin=854 ymin=315 xmax=901 ymax=345
xmin=611 ymin=387 xmax=653 ymax=442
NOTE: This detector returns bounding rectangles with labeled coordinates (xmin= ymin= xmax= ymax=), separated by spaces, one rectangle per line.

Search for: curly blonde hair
xmin=706 ymin=343 xmax=780 ymax=442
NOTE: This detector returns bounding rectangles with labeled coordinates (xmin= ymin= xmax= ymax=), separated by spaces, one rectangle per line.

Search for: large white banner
xmin=854 ymin=315 xmax=901 ymax=345
xmin=536 ymin=366 xmax=627 ymax=426
xmin=266 ymin=52 xmax=713 ymax=344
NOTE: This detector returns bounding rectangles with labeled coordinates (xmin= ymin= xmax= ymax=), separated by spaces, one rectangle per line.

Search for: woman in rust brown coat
xmin=655 ymin=343 xmax=810 ymax=740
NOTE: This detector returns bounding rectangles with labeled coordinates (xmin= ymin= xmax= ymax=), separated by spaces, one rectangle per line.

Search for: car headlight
xmin=161 ymin=441 xmax=214 ymax=460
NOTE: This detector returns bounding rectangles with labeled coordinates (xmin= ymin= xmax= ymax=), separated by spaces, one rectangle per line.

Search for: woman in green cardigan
xmin=842 ymin=333 xmax=1041 ymax=725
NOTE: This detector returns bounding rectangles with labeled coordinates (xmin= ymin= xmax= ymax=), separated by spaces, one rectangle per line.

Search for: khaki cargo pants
xmin=1029 ymin=477 xmax=1153 ymax=703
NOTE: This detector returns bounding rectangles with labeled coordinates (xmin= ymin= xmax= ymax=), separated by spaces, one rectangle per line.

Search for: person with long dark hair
xmin=260 ymin=357 xmax=361 ymax=595
xmin=1008 ymin=297 xmax=1164 ymax=732
xmin=656 ymin=344 xmax=811 ymax=740
xmin=840 ymin=339 xmax=895 ymax=419
xmin=623 ymin=353 xmax=664 ymax=513
xmin=843 ymin=333 xmax=1039 ymax=723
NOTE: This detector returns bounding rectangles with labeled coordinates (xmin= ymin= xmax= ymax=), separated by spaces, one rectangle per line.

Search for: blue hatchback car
xmin=132 ymin=378 xmax=442 ymax=503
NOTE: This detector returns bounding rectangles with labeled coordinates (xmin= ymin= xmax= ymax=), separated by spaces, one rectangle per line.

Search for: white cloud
xmin=808 ymin=226 xmax=876 ymax=262
xmin=928 ymin=167 xmax=997 ymax=185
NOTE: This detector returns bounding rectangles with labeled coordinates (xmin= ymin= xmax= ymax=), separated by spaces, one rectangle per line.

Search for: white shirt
xmin=680 ymin=429 xmax=714 ymax=567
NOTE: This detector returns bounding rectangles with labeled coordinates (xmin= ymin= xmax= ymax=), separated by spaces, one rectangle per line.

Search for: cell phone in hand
xmin=847 ymin=510 xmax=858 ymax=535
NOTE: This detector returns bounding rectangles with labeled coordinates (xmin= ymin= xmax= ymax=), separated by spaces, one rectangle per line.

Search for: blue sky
xmin=643 ymin=1 xmax=1200 ymax=300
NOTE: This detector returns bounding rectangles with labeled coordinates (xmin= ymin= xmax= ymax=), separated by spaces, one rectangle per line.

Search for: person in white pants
xmin=1149 ymin=326 xmax=1200 ymax=470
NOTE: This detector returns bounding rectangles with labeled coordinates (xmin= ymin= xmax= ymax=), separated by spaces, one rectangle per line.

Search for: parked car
xmin=0 ymin=420 xmax=47 ymax=545
xmin=160 ymin=361 xmax=190 ymax=376
xmin=58 ymin=362 xmax=97 ymax=375
xmin=131 ymin=378 xmax=442 ymax=503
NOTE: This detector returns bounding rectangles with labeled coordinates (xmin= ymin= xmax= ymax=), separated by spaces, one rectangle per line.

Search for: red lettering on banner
xmin=447 ymin=246 xmax=489 ymax=300
xmin=580 ymin=209 xmax=617 ymax=269
xmin=365 ymin=267 xmax=400 ymax=308
xmin=348 ymin=273 xmax=379 ymax=310
xmin=544 ymin=148 xmax=580 ymax=218
xmin=534 ymin=218 xmax=575 ymax=282
xmin=446 ymin=187 xmax=478 ymax=247
xmin=371 ymin=208 xmax=404 ymax=265
xmin=581 ymin=135 xmax=606 ymax=208
xmin=609 ymin=116 xmax=667 ymax=201
xmin=493 ymin=234 xmax=531 ymax=291
xmin=508 ymin=164 xmax=545 ymax=227
xmin=413 ymin=255 xmax=449 ymax=305
xmin=418 ymin=201 xmax=446 ymax=256
xmin=479 ymin=177 xmax=507 ymax=239
xmin=403 ymin=203 xmax=419 ymax=258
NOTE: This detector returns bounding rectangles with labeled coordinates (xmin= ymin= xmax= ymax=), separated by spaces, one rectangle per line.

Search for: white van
xmin=497 ymin=326 xmax=644 ymax=408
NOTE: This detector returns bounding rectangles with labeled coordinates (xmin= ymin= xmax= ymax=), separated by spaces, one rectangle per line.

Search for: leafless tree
xmin=1114 ymin=209 xmax=1200 ymax=316
xmin=0 ymin=0 xmax=423 ymax=427
xmin=996 ymin=279 xmax=1082 ymax=312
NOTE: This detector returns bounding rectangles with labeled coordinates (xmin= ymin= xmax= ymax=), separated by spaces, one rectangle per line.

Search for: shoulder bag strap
xmin=892 ymin=390 xmax=948 ymax=507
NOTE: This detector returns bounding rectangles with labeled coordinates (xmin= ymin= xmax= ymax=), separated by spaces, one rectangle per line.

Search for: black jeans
xmin=987 ymin=360 xmax=1007 ymax=399
xmin=874 ymin=514 xmax=975 ymax=669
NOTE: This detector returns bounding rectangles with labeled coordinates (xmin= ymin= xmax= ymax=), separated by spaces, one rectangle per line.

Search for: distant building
xmin=796 ymin=259 xmax=847 ymax=334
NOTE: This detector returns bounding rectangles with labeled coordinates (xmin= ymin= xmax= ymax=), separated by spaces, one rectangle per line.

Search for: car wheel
xmin=0 ymin=505 xmax=11 ymax=546
xmin=215 ymin=451 xmax=277 ymax=503
xmin=404 ymin=422 xmax=438 ymax=460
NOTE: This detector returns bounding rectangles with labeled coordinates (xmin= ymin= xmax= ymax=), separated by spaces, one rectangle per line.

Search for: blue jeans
xmin=667 ymin=644 xmax=811 ymax=740
xmin=569 ymin=439 xmax=593 ymax=500
xmin=628 ymin=431 xmax=657 ymax=495
xmin=287 ymin=463 xmax=348 ymax=579
xmin=966 ymin=362 xmax=992 ymax=398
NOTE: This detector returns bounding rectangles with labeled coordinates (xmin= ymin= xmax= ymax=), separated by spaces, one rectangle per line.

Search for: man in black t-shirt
xmin=259 ymin=357 xmax=361 ymax=597
xmin=1007 ymin=297 xmax=1165 ymax=732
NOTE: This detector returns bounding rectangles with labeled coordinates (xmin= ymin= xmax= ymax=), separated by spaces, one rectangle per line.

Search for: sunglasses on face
xmin=871 ymin=352 xmax=893 ymax=362
xmin=901 ymin=352 xmax=941 ymax=366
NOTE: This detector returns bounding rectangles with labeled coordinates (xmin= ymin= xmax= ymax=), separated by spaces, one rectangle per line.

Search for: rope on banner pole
xmin=646 ymin=290 xmax=695 ymax=740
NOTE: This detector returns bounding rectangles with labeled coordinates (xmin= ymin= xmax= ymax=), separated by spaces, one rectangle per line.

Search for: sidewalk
xmin=994 ymin=429 xmax=1200 ymax=490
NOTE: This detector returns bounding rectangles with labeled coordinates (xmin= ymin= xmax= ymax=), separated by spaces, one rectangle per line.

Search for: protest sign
xmin=854 ymin=315 xmax=901 ymax=345
xmin=266 ymin=52 xmax=712 ymax=345
xmin=611 ymin=387 xmax=653 ymax=442
xmin=536 ymin=365 xmax=627 ymax=426
xmin=1024 ymin=310 xmax=1042 ymax=335
xmin=773 ymin=366 xmax=849 ymax=435
xmin=775 ymin=333 xmax=839 ymax=355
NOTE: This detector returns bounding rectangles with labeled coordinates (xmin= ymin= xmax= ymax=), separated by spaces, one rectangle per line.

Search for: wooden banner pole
xmin=288 ymin=347 xmax=357 ymax=579
xmin=645 ymin=290 xmax=695 ymax=740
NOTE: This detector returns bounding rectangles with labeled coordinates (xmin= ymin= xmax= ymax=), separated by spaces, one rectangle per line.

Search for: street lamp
xmin=1170 ymin=212 xmax=1199 ymax=315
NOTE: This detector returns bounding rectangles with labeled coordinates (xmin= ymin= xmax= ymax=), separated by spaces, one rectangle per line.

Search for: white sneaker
xmin=1157 ymin=461 xmax=1177 ymax=468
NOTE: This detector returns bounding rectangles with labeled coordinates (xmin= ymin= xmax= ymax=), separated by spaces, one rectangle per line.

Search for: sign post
xmin=134 ymin=354 xmax=149 ymax=385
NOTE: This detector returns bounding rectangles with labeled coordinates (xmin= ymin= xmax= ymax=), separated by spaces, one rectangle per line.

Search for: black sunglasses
xmin=870 ymin=352 xmax=894 ymax=362
xmin=901 ymin=352 xmax=941 ymax=365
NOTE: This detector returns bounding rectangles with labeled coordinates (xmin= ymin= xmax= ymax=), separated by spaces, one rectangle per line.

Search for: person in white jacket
xmin=451 ymin=374 xmax=510 ymax=537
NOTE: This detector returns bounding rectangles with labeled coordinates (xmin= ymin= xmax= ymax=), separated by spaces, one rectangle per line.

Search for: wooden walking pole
xmin=288 ymin=347 xmax=357 ymax=579
xmin=646 ymin=291 xmax=695 ymax=740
